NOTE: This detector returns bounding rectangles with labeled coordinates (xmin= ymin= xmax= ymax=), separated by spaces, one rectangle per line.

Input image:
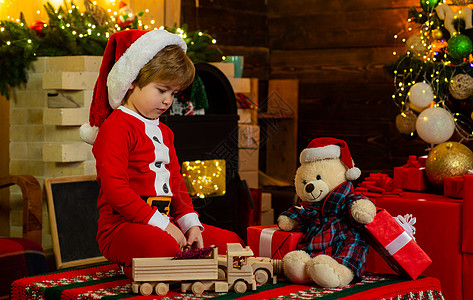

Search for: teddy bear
xmin=277 ymin=137 xmax=376 ymax=288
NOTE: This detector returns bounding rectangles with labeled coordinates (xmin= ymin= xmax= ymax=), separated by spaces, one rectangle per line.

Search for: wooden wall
xmin=268 ymin=0 xmax=428 ymax=176
xmin=181 ymin=0 xmax=269 ymax=80
xmin=187 ymin=0 xmax=428 ymax=177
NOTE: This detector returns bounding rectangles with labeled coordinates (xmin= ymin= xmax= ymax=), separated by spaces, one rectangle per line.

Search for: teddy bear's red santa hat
xmin=300 ymin=137 xmax=361 ymax=181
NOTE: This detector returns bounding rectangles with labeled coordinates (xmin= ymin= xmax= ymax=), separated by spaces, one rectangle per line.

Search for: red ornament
xmin=30 ymin=20 xmax=46 ymax=35
xmin=117 ymin=1 xmax=136 ymax=29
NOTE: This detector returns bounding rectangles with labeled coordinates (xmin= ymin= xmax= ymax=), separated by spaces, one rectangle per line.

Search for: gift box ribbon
xmin=385 ymin=231 xmax=412 ymax=255
xmin=403 ymin=155 xmax=425 ymax=168
xmin=259 ymin=227 xmax=279 ymax=257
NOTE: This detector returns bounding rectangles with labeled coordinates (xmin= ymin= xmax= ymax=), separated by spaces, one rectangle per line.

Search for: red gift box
xmin=393 ymin=155 xmax=429 ymax=191
xmin=443 ymin=176 xmax=464 ymax=199
xmin=365 ymin=209 xmax=432 ymax=280
xmin=247 ymin=225 xmax=303 ymax=259
xmin=354 ymin=173 xmax=403 ymax=200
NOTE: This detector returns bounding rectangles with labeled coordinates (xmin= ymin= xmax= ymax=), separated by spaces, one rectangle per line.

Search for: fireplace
xmin=160 ymin=63 xmax=248 ymax=238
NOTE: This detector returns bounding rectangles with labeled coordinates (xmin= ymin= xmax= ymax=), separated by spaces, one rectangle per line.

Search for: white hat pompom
xmin=346 ymin=166 xmax=361 ymax=181
xmin=80 ymin=123 xmax=99 ymax=145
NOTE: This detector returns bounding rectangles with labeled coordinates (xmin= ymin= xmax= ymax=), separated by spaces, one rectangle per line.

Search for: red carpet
xmin=11 ymin=263 xmax=444 ymax=299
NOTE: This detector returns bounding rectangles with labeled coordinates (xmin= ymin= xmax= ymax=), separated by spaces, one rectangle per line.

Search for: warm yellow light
xmin=181 ymin=159 xmax=226 ymax=198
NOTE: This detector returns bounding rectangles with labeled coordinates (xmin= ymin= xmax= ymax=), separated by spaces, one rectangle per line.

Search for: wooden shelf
xmin=258 ymin=113 xmax=295 ymax=119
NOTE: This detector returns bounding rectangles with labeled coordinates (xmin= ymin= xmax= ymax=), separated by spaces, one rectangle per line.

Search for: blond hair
xmin=123 ymin=45 xmax=195 ymax=103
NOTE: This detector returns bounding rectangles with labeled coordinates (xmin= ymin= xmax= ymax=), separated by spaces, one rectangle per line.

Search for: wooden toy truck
xmin=132 ymin=243 xmax=281 ymax=296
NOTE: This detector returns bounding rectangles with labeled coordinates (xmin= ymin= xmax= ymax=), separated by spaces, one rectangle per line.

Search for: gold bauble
xmin=432 ymin=29 xmax=443 ymax=40
xmin=406 ymin=34 xmax=430 ymax=57
xmin=409 ymin=101 xmax=431 ymax=113
xmin=425 ymin=141 xmax=473 ymax=188
xmin=395 ymin=111 xmax=417 ymax=134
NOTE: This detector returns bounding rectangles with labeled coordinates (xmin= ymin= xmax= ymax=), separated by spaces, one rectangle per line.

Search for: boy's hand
xmin=165 ymin=222 xmax=186 ymax=248
xmin=185 ymin=226 xmax=203 ymax=249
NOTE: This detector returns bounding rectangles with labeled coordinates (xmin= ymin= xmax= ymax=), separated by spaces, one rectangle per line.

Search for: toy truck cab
xmin=225 ymin=243 xmax=256 ymax=289
xmin=219 ymin=243 xmax=278 ymax=285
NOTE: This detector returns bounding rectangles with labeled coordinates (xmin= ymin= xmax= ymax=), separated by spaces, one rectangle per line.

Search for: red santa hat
xmin=80 ymin=29 xmax=187 ymax=145
xmin=299 ymin=137 xmax=361 ymax=181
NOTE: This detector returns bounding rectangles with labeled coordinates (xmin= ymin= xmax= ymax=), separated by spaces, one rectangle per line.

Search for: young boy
xmin=80 ymin=29 xmax=243 ymax=277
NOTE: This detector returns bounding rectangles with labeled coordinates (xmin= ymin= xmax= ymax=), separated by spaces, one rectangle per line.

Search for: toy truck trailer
xmin=132 ymin=243 xmax=280 ymax=296
xmin=132 ymin=246 xmax=219 ymax=296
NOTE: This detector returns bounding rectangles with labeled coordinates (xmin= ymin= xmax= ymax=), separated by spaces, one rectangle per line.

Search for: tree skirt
xmin=11 ymin=263 xmax=444 ymax=300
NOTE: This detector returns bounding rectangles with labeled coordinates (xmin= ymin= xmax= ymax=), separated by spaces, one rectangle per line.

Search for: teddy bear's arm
xmin=277 ymin=215 xmax=298 ymax=231
xmin=277 ymin=205 xmax=306 ymax=231
xmin=350 ymin=198 xmax=376 ymax=225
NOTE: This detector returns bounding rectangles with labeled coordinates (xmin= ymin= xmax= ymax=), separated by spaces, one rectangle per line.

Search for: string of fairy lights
xmin=181 ymin=160 xmax=226 ymax=199
xmin=390 ymin=0 xmax=473 ymax=144
xmin=0 ymin=0 xmax=220 ymax=101
xmin=0 ymin=1 xmax=217 ymax=48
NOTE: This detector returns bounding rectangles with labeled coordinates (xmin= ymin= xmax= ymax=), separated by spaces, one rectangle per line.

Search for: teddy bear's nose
xmin=305 ymin=183 xmax=314 ymax=193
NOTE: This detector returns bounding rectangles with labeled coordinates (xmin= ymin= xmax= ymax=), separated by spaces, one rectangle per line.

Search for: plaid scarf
xmin=279 ymin=181 xmax=370 ymax=277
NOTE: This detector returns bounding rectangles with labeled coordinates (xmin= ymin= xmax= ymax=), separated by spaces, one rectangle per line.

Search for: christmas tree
xmin=390 ymin=0 xmax=473 ymax=187
xmin=390 ymin=0 xmax=473 ymax=146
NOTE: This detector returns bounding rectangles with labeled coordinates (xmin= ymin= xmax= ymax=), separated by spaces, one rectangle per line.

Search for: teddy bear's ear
xmin=346 ymin=166 xmax=361 ymax=181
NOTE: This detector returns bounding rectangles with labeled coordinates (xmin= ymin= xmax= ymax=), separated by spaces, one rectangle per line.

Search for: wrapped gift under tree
xmin=393 ymin=156 xmax=429 ymax=191
xmin=247 ymin=225 xmax=303 ymax=260
xmin=365 ymin=209 xmax=432 ymax=280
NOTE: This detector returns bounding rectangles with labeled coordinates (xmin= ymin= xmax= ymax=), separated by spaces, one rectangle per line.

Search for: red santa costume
xmin=80 ymin=29 xmax=243 ymax=277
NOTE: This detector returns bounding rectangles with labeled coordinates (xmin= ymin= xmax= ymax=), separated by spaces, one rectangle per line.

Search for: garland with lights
xmin=389 ymin=0 xmax=473 ymax=146
xmin=0 ymin=1 xmax=221 ymax=99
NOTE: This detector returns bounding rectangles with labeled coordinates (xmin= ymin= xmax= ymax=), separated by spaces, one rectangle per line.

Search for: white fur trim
xmin=148 ymin=210 xmax=170 ymax=230
xmin=107 ymin=29 xmax=187 ymax=109
xmin=80 ymin=123 xmax=99 ymax=145
xmin=300 ymin=144 xmax=340 ymax=163
xmin=176 ymin=212 xmax=204 ymax=233
xmin=346 ymin=167 xmax=361 ymax=181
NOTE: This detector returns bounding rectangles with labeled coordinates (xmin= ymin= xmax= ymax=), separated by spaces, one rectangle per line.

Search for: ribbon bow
xmin=403 ymin=156 xmax=423 ymax=168
xmin=395 ymin=214 xmax=416 ymax=241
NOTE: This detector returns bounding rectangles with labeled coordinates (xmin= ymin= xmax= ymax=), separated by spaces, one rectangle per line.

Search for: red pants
xmin=102 ymin=222 xmax=244 ymax=278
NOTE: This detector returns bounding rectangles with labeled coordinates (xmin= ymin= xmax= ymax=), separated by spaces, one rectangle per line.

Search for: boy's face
xmin=124 ymin=81 xmax=180 ymax=120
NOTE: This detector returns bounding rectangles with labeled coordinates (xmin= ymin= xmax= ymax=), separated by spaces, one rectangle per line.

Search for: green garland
xmin=0 ymin=13 xmax=39 ymax=99
xmin=0 ymin=1 xmax=221 ymax=99
xmin=164 ymin=23 xmax=222 ymax=63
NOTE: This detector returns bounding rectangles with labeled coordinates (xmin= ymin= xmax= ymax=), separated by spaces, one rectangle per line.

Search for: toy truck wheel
xmin=233 ymin=280 xmax=247 ymax=294
xmin=139 ymin=283 xmax=153 ymax=296
xmin=191 ymin=282 xmax=205 ymax=295
xmin=218 ymin=266 xmax=226 ymax=279
xmin=155 ymin=283 xmax=169 ymax=296
xmin=254 ymin=269 xmax=270 ymax=285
